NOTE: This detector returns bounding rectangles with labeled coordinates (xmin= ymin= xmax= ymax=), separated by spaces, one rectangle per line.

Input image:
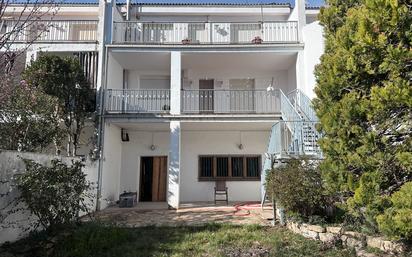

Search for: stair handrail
xmin=286 ymin=89 xmax=318 ymax=122
xmin=261 ymin=122 xmax=282 ymax=202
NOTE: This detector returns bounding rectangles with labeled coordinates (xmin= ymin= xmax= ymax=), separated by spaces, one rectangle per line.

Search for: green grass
xmin=1 ymin=223 xmax=356 ymax=257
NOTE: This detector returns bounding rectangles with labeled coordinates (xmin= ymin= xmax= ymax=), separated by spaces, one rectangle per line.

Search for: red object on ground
xmin=233 ymin=202 xmax=261 ymax=216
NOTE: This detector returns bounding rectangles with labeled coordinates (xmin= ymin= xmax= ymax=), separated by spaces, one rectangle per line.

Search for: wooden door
xmin=152 ymin=156 xmax=167 ymax=202
xmin=140 ymin=156 xmax=167 ymax=202
xmin=199 ymin=79 xmax=214 ymax=113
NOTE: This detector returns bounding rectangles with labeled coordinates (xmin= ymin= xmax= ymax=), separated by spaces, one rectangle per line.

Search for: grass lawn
xmin=1 ymin=223 xmax=356 ymax=257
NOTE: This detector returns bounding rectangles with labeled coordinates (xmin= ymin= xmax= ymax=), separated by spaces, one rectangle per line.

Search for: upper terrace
xmin=1 ymin=1 xmax=99 ymax=43
xmin=1 ymin=20 xmax=98 ymax=42
xmin=103 ymin=51 xmax=298 ymax=117
xmin=108 ymin=1 xmax=314 ymax=46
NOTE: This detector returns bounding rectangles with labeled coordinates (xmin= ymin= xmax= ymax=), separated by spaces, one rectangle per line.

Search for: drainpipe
xmin=96 ymin=0 xmax=114 ymax=212
xmin=126 ymin=0 xmax=130 ymax=20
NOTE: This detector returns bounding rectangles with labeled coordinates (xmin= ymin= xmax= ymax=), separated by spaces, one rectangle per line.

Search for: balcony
xmin=104 ymin=89 xmax=281 ymax=115
xmin=1 ymin=20 xmax=98 ymax=42
xmin=182 ymin=89 xmax=280 ymax=114
xmin=105 ymin=89 xmax=171 ymax=113
xmin=112 ymin=21 xmax=298 ymax=44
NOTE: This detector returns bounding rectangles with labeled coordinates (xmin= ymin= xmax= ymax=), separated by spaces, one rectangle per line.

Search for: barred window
xmin=198 ymin=155 xmax=261 ymax=181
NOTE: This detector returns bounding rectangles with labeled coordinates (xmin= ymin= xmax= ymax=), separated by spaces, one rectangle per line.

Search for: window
xmin=199 ymin=157 xmax=213 ymax=178
xmin=198 ymin=155 xmax=261 ymax=181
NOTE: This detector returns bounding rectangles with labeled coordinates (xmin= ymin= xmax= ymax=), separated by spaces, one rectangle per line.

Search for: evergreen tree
xmin=314 ymin=0 xmax=411 ymax=228
xmin=23 ymin=55 xmax=96 ymax=156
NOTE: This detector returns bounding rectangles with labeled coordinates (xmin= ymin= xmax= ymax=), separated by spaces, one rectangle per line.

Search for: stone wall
xmin=0 ymin=150 xmax=98 ymax=244
xmin=286 ymin=221 xmax=406 ymax=256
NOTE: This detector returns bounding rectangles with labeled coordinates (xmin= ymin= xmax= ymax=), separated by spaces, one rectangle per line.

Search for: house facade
xmin=1 ymin=0 xmax=325 ymax=210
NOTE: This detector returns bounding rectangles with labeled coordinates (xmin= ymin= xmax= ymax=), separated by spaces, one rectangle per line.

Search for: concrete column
xmin=296 ymin=0 xmax=306 ymax=42
xmin=168 ymin=121 xmax=181 ymax=208
xmin=170 ymin=51 xmax=181 ymax=115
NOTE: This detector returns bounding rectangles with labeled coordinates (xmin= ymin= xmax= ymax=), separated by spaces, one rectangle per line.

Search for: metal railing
xmin=105 ymin=89 xmax=171 ymax=113
xmin=0 ymin=20 xmax=98 ymax=42
xmin=287 ymin=89 xmax=318 ymax=121
xmin=181 ymin=89 xmax=281 ymax=114
xmin=112 ymin=21 xmax=298 ymax=44
xmin=261 ymin=120 xmax=322 ymax=203
xmin=265 ymin=121 xmax=322 ymax=157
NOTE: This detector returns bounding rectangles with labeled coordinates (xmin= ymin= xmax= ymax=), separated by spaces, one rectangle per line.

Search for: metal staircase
xmin=261 ymin=89 xmax=322 ymax=208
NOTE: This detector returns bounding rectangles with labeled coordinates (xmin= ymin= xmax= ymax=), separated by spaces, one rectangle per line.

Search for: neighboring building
xmin=1 ymin=0 xmax=325 ymax=210
xmin=1 ymin=0 xmax=100 ymax=155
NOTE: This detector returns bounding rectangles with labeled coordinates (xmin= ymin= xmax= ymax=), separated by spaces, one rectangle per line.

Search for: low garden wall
xmin=286 ymin=221 xmax=406 ymax=256
xmin=0 ymin=150 xmax=98 ymax=244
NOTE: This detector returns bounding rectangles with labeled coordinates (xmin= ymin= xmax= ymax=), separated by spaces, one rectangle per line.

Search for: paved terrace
xmin=92 ymin=202 xmax=273 ymax=227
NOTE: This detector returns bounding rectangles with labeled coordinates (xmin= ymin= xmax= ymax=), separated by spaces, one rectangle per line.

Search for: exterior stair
xmin=261 ymin=89 xmax=322 ymax=209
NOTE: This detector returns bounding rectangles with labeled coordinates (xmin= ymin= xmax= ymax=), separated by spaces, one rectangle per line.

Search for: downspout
xmin=96 ymin=0 xmax=114 ymax=211
xmin=126 ymin=0 xmax=130 ymax=20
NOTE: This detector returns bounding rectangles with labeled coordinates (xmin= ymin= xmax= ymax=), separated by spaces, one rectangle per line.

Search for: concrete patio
xmin=92 ymin=202 xmax=274 ymax=227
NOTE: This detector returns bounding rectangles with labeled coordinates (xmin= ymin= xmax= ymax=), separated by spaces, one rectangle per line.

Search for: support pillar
xmin=296 ymin=0 xmax=306 ymax=42
xmin=168 ymin=121 xmax=181 ymax=208
xmin=170 ymin=51 xmax=181 ymax=115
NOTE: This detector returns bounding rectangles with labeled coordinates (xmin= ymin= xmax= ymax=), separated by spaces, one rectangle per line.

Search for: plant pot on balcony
xmin=182 ymin=38 xmax=191 ymax=45
xmin=252 ymin=36 xmax=263 ymax=44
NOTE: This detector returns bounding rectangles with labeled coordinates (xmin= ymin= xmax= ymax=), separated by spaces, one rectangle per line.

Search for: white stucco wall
xmin=180 ymin=130 xmax=269 ymax=202
xmin=116 ymin=126 xmax=270 ymax=204
xmin=100 ymin=124 xmax=122 ymax=209
xmin=0 ymin=151 xmax=97 ymax=244
xmin=107 ymin=54 xmax=123 ymax=89
xmin=126 ymin=67 xmax=296 ymax=94
xmin=120 ymin=131 xmax=170 ymax=193
xmin=184 ymin=69 xmax=290 ymax=92
xmin=302 ymin=21 xmax=324 ymax=98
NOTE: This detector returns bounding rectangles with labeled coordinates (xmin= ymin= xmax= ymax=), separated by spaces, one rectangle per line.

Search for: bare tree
xmin=0 ymin=0 xmax=59 ymax=106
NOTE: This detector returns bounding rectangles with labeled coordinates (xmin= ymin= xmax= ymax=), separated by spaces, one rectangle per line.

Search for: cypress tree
xmin=314 ymin=0 xmax=412 ymax=226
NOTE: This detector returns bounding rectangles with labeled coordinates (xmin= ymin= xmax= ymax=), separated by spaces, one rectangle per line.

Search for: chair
xmin=214 ymin=180 xmax=228 ymax=205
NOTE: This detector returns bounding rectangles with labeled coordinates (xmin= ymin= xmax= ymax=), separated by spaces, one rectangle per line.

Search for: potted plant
xmin=182 ymin=38 xmax=191 ymax=44
xmin=252 ymin=36 xmax=263 ymax=44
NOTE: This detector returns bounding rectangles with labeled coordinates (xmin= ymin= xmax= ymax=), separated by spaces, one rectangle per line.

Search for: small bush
xmin=17 ymin=159 xmax=92 ymax=229
xmin=376 ymin=182 xmax=412 ymax=240
xmin=265 ymin=158 xmax=326 ymax=218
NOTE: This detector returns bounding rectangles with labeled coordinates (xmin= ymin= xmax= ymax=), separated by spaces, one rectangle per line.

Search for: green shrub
xmin=17 ymin=159 xmax=93 ymax=229
xmin=265 ymin=159 xmax=326 ymax=218
xmin=376 ymin=182 xmax=412 ymax=240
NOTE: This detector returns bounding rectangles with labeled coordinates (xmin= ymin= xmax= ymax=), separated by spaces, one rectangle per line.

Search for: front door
xmin=140 ymin=156 xmax=167 ymax=202
xmin=199 ymin=79 xmax=214 ymax=113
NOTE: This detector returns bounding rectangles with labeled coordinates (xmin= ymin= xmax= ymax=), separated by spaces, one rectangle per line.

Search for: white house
xmin=97 ymin=0 xmax=325 ymax=210
xmin=1 ymin=0 xmax=325 ymax=210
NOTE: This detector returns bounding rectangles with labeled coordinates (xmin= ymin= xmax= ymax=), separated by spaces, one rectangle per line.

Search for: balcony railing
xmin=181 ymin=89 xmax=281 ymax=114
xmin=105 ymin=89 xmax=171 ymax=113
xmin=104 ymin=89 xmax=282 ymax=114
xmin=0 ymin=20 xmax=98 ymax=42
xmin=112 ymin=21 xmax=298 ymax=44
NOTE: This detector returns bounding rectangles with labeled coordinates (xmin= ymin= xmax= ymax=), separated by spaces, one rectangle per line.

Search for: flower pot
xmin=182 ymin=39 xmax=191 ymax=45
xmin=252 ymin=37 xmax=263 ymax=44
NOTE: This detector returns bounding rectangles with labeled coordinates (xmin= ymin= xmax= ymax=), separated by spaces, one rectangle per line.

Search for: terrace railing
xmin=0 ymin=20 xmax=98 ymax=42
xmin=181 ymin=89 xmax=281 ymax=114
xmin=105 ymin=89 xmax=171 ymax=113
xmin=112 ymin=21 xmax=298 ymax=44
